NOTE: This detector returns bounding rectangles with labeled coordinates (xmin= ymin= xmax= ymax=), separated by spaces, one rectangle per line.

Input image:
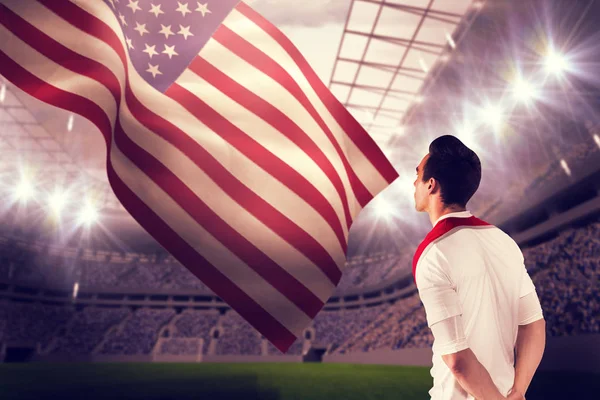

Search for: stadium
xmin=0 ymin=0 xmax=599 ymax=399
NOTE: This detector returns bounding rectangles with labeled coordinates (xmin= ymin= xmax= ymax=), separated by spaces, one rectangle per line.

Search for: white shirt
xmin=415 ymin=211 xmax=544 ymax=400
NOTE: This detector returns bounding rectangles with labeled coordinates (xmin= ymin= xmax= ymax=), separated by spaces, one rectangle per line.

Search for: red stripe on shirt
xmin=412 ymin=216 xmax=492 ymax=287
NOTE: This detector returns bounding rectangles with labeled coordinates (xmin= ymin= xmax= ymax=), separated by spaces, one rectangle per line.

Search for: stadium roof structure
xmin=328 ymin=0 xmax=484 ymax=147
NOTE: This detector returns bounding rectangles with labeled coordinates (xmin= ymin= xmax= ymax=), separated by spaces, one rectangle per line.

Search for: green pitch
xmin=0 ymin=363 xmax=597 ymax=399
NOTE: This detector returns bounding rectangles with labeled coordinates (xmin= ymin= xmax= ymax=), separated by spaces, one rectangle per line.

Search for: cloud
xmin=245 ymin=0 xmax=350 ymax=26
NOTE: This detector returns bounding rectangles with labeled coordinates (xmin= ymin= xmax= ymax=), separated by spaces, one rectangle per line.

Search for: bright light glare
xmin=0 ymin=83 xmax=6 ymax=103
xmin=67 ymin=114 xmax=74 ymax=132
xmin=49 ymin=190 xmax=68 ymax=216
xmin=545 ymin=49 xmax=569 ymax=76
xmin=512 ymin=77 xmax=537 ymax=103
xmin=14 ymin=177 xmax=34 ymax=201
xmin=479 ymin=104 xmax=503 ymax=129
xmin=373 ymin=196 xmax=395 ymax=219
xmin=419 ymin=58 xmax=429 ymax=73
xmin=78 ymin=202 xmax=99 ymax=225
xmin=594 ymin=134 xmax=600 ymax=149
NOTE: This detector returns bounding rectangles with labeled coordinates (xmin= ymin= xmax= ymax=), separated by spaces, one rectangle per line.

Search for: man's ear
xmin=428 ymin=178 xmax=438 ymax=194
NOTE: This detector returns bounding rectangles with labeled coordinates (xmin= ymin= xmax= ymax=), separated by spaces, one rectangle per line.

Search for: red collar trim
xmin=412 ymin=216 xmax=492 ymax=286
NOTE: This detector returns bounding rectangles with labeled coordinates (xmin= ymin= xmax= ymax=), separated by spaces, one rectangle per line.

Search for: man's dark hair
xmin=422 ymin=135 xmax=481 ymax=208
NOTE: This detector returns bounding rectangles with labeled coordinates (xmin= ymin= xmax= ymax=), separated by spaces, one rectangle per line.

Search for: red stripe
xmin=412 ymin=216 xmax=493 ymax=287
xmin=0 ymin=46 xmax=297 ymax=354
xmin=37 ymin=0 xmax=343 ymax=288
xmin=211 ymin=25 xmax=374 ymax=208
xmin=0 ymin=3 xmax=329 ymax=319
xmin=186 ymin=56 xmax=352 ymax=234
xmin=234 ymin=1 xmax=399 ymax=186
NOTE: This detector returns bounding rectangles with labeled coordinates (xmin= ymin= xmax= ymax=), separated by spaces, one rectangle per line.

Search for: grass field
xmin=0 ymin=363 xmax=598 ymax=400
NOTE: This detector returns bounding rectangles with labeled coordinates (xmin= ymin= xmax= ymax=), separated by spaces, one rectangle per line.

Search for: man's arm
xmin=442 ymin=347 xmax=506 ymax=400
xmin=431 ymin=316 xmax=506 ymax=400
xmin=512 ymin=318 xmax=546 ymax=395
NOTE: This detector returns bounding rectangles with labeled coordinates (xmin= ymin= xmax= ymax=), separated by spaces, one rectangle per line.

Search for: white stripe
xmin=175 ymin=67 xmax=349 ymax=237
xmin=222 ymin=8 xmax=391 ymax=201
xmin=198 ymin=39 xmax=360 ymax=220
xmin=118 ymin=98 xmax=339 ymax=301
xmin=109 ymin=144 xmax=311 ymax=337
xmin=8 ymin=1 xmax=345 ymax=286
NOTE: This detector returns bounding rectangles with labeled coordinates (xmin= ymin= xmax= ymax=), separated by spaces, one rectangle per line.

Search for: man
xmin=412 ymin=135 xmax=546 ymax=400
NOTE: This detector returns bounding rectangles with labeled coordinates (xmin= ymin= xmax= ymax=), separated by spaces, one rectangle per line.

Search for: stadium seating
xmin=0 ymin=218 xmax=598 ymax=357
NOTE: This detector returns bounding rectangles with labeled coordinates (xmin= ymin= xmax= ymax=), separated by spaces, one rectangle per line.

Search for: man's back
xmin=414 ymin=212 xmax=543 ymax=399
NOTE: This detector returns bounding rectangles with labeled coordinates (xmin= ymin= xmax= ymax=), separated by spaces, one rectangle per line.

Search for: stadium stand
xmin=0 ymin=217 xmax=598 ymax=357
xmin=215 ymin=311 xmax=262 ymax=356
xmin=99 ymin=308 xmax=176 ymax=355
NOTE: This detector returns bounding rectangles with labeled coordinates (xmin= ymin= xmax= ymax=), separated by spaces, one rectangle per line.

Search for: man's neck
xmin=428 ymin=204 xmax=467 ymax=227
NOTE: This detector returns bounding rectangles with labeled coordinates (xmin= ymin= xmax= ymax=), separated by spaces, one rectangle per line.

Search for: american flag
xmin=0 ymin=0 xmax=398 ymax=352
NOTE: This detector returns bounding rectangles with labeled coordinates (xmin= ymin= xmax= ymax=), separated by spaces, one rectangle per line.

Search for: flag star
xmin=118 ymin=13 xmax=127 ymax=26
xmin=126 ymin=0 xmax=141 ymax=13
xmin=148 ymin=3 xmax=164 ymax=18
xmin=146 ymin=63 xmax=162 ymax=78
xmin=178 ymin=25 xmax=193 ymax=40
xmin=195 ymin=2 xmax=211 ymax=17
xmin=162 ymin=44 xmax=179 ymax=59
xmin=125 ymin=36 xmax=134 ymax=50
xmin=158 ymin=24 xmax=175 ymax=39
xmin=142 ymin=43 xmax=158 ymax=58
xmin=175 ymin=2 xmax=191 ymax=17
xmin=133 ymin=22 xmax=149 ymax=36
xmin=108 ymin=0 xmax=116 ymax=9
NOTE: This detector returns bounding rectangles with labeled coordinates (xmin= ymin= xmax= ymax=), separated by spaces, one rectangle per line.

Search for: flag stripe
xmin=0 ymin=4 xmax=331 ymax=315
xmin=177 ymin=56 xmax=352 ymax=236
xmin=106 ymin=160 xmax=297 ymax=351
xmin=24 ymin=0 xmax=344 ymax=285
xmin=0 ymin=39 xmax=302 ymax=351
xmin=197 ymin=39 xmax=358 ymax=227
xmin=210 ymin=25 xmax=373 ymax=210
xmin=220 ymin=8 xmax=393 ymax=200
xmin=235 ymin=2 xmax=398 ymax=185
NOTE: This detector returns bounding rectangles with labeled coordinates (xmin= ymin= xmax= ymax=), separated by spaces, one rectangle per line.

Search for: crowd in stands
xmin=172 ymin=309 xmax=220 ymax=355
xmin=335 ymin=294 xmax=422 ymax=354
xmin=99 ymin=308 xmax=175 ymax=355
xmin=215 ymin=311 xmax=262 ymax=356
xmin=312 ymin=303 xmax=389 ymax=351
xmin=49 ymin=307 xmax=130 ymax=355
xmin=0 ymin=217 xmax=598 ymax=358
xmin=0 ymin=301 xmax=72 ymax=349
